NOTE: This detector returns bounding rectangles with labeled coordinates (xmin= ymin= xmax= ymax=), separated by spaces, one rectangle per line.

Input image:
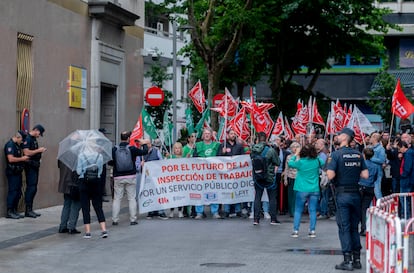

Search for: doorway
xmin=100 ymin=83 xmax=117 ymax=144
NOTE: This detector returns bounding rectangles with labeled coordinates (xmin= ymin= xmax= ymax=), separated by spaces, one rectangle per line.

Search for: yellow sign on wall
xmin=68 ymin=65 xmax=87 ymax=109
xmin=68 ymin=86 xmax=86 ymax=109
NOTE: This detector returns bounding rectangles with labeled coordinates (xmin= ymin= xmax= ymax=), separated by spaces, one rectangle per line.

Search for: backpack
xmin=114 ymin=145 xmax=135 ymax=173
xmin=251 ymin=145 xmax=274 ymax=188
xmin=84 ymin=154 xmax=100 ymax=181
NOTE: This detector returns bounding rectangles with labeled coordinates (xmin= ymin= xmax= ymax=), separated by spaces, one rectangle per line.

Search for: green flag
xmin=185 ymin=107 xmax=194 ymax=135
xmin=195 ymin=109 xmax=210 ymax=138
xmin=163 ymin=110 xmax=173 ymax=146
xmin=142 ymin=108 xmax=158 ymax=139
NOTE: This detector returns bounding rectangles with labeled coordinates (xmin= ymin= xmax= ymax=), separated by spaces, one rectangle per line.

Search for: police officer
xmin=327 ymin=128 xmax=368 ymax=271
xmin=4 ymin=131 xmax=30 ymax=219
xmin=22 ymin=124 xmax=46 ymax=218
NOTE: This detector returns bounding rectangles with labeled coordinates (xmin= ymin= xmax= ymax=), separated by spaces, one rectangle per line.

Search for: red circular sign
xmin=213 ymin=93 xmax=224 ymax=108
xmin=145 ymin=86 xmax=165 ymax=107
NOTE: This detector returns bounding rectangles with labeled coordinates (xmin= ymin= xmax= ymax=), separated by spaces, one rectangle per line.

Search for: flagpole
xmin=329 ymin=102 xmax=334 ymax=154
xmin=224 ymin=90 xmax=228 ymax=148
xmin=354 ymin=105 xmax=367 ymax=147
xmin=389 ymin=111 xmax=395 ymax=143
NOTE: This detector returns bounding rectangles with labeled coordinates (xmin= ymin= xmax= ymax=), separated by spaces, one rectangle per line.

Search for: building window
xmin=16 ymin=33 xmax=34 ymax=128
xmin=332 ymin=54 xmax=382 ymax=68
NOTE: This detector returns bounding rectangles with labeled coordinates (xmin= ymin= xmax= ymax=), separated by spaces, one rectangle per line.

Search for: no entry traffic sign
xmin=145 ymin=86 xmax=165 ymax=107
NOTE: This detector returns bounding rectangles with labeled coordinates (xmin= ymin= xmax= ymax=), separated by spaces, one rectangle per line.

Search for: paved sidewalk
xmin=0 ymin=202 xmax=366 ymax=273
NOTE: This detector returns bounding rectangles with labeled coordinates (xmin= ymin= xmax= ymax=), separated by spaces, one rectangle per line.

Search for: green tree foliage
xmin=261 ymin=0 xmax=398 ymax=107
xmin=368 ymin=69 xmax=396 ymax=128
xmin=144 ymin=54 xmax=173 ymax=130
xmin=184 ymin=0 xmax=254 ymax=129
xmin=150 ymin=0 xmax=399 ymax=130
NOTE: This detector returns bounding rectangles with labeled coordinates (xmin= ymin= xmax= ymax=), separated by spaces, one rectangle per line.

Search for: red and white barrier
xmin=366 ymin=193 xmax=414 ymax=273
xmin=366 ymin=207 xmax=402 ymax=273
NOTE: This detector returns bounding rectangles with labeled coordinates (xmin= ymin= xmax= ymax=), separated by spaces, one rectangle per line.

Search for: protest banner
xmin=138 ymin=155 xmax=254 ymax=213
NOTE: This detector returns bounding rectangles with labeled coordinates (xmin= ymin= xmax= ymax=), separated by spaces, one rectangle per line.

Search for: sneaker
xmin=169 ymin=211 xmax=174 ymax=218
xmin=130 ymin=221 xmax=138 ymax=225
xmin=253 ymin=220 xmax=259 ymax=226
xmin=83 ymin=233 xmax=91 ymax=239
xmin=112 ymin=221 xmax=118 ymax=226
xmin=101 ymin=231 xmax=108 ymax=238
xmin=194 ymin=214 xmax=203 ymax=220
xmin=146 ymin=213 xmax=153 ymax=220
xmin=263 ymin=212 xmax=271 ymax=219
xmin=308 ymin=231 xmax=316 ymax=238
xmin=291 ymin=231 xmax=299 ymax=238
xmin=178 ymin=211 xmax=184 ymax=218
xmin=270 ymin=220 xmax=281 ymax=225
xmin=212 ymin=213 xmax=222 ymax=219
xmin=248 ymin=213 xmax=254 ymax=219
xmin=158 ymin=213 xmax=169 ymax=220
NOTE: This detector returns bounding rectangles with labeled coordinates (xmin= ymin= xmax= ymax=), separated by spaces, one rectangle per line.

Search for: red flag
xmin=392 ymin=79 xmax=414 ymax=119
xmin=333 ymin=100 xmax=347 ymax=132
xmin=291 ymin=100 xmax=308 ymax=135
xmin=284 ymin=116 xmax=295 ymax=140
xmin=221 ymin=88 xmax=239 ymax=117
xmin=229 ymin=107 xmax=250 ymax=141
xmin=129 ymin=115 xmax=143 ymax=145
xmin=252 ymin=111 xmax=274 ymax=138
xmin=326 ymin=111 xmax=334 ymax=135
xmin=188 ymin=80 xmax=206 ymax=113
xmin=272 ymin=112 xmax=284 ymax=136
xmin=312 ymin=99 xmax=325 ymax=126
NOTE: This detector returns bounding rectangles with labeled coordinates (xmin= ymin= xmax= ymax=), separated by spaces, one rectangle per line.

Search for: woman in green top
xmin=288 ymin=144 xmax=325 ymax=238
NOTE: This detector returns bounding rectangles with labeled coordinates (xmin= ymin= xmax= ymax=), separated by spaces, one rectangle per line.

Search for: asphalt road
xmin=0 ymin=202 xmax=362 ymax=273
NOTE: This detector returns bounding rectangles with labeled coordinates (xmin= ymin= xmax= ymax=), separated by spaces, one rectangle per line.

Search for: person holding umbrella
xmin=76 ymin=144 xmax=107 ymax=239
xmin=57 ymin=129 xmax=113 ymax=238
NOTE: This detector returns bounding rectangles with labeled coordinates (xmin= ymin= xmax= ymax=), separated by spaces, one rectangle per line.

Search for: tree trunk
xmin=208 ymin=64 xmax=222 ymax=131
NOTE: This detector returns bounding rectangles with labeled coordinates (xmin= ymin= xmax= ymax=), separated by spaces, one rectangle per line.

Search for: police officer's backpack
xmin=114 ymin=145 xmax=134 ymax=173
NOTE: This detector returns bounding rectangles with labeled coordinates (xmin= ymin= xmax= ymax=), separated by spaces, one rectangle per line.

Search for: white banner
xmin=138 ymin=155 xmax=255 ymax=213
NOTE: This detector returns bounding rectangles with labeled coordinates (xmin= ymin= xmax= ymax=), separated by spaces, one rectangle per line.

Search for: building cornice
xmin=88 ymin=1 xmax=140 ymax=27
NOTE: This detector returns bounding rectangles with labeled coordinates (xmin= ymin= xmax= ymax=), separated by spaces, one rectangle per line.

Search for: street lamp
xmin=172 ymin=21 xmax=193 ymax=143
xmin=172 ymin=20 xmax=178 ymax=143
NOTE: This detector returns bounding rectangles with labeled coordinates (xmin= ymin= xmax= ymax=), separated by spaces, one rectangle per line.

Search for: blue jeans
xmin=335 ymin=192 xmax=362 ymax=253
xmin=224 ymin=204 xmax=241 ymax=213
xmin=262 ymin=201 xmax=269 ymax=213
xmin=374 ymin=176 xmax=383 ymax=199
xmin=400 ymin=182 xmax=412 ymax=219
xmin=196 ymin=204 xmax=219 ymax=215
xmin=293 ymin=191 xmax=320 ymax=232
xmin=391 ymin=177 xmax=399 ymax=194
xmin=319 ymin=187 xmax=329 ymax=216
xmin=60 ymin=194 xmax=82 ymax=230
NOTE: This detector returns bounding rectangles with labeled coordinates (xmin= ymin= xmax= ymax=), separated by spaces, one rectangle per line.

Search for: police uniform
xmin=327 ymin=144 xmax=367 ymax=270
xmin=22 ymin=133 xmax=42 ymax=217
xmin=4 ymin=138 xmax=25 ymax=218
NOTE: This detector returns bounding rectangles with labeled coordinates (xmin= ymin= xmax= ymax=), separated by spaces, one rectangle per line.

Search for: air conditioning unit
xmin=157 ymin=22 xmax=164 ymax=36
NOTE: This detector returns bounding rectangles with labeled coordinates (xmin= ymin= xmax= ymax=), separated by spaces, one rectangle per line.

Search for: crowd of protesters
xmin=6 ymin=124 xmax=409 ymax=248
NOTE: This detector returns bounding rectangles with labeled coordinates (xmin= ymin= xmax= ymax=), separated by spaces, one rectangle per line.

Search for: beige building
xmin=0 ymin=0 xmax=145 ymax=215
